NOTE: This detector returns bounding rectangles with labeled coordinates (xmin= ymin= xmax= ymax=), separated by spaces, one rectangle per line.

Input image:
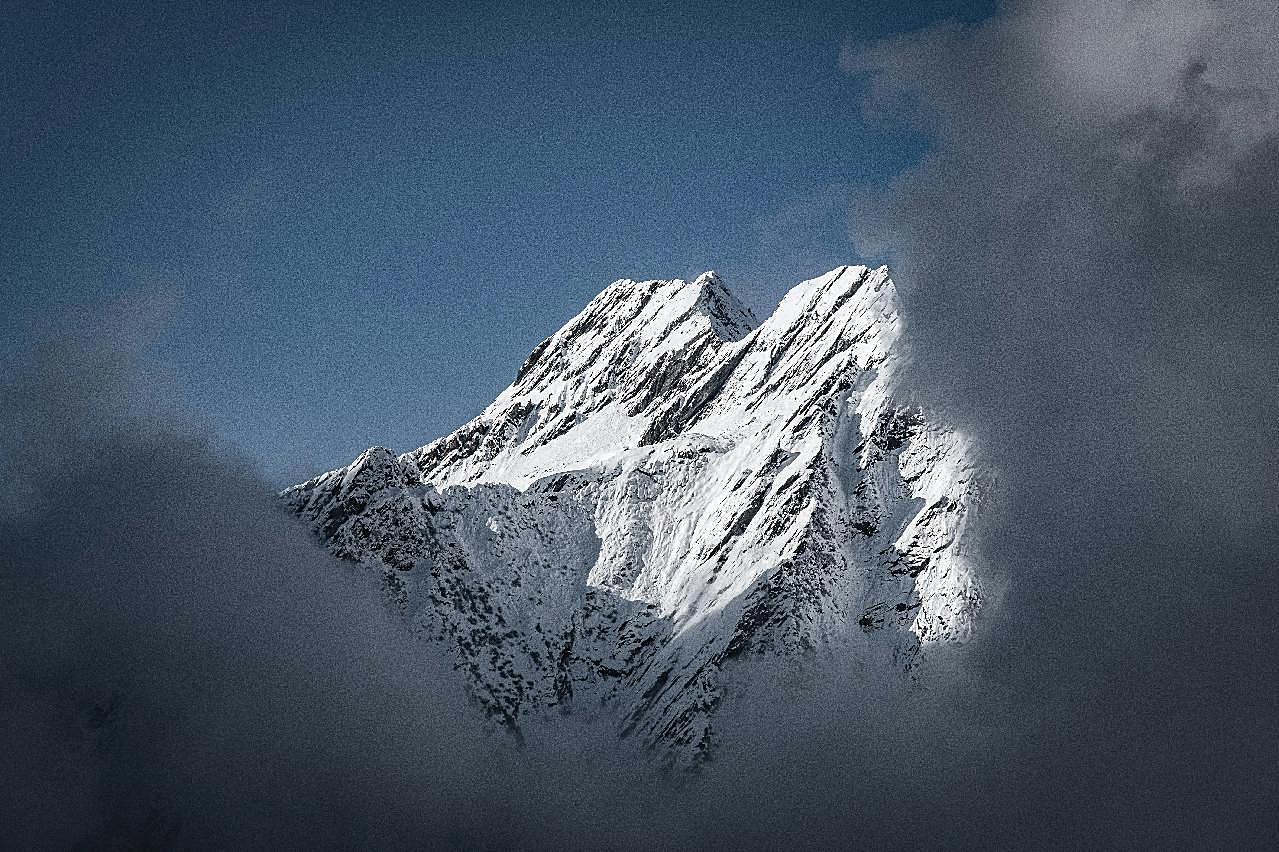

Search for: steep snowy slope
xmin=284 ymin=266 xmax=982 ymax=758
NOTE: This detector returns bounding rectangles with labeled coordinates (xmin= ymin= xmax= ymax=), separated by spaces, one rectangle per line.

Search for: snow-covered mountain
xmin=283 ymin=266 xmax=982 ymax=759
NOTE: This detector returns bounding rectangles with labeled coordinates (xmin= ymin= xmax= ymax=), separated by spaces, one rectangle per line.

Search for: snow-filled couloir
xmin=283 ymin=266 xmax=983 ymax=759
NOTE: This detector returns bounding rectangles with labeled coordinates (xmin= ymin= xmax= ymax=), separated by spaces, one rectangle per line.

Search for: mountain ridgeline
xmin=283 ymin=266 xmax=983 ymax=760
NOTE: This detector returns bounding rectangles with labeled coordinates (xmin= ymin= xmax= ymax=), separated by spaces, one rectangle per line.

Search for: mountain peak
xmin=509 ymin=272 xmax=756 ymax=396
xmin=585 ymin=272 xmax=756 ymax=343
xmin=688 ymin=271 xmax=757 ymax=342
xmin=284 ymin=265 xmax=981 ymax=761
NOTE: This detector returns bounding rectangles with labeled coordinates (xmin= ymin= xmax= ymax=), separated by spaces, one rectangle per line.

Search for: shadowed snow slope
xmin=284 ymin=266 xmax=983 ymax=759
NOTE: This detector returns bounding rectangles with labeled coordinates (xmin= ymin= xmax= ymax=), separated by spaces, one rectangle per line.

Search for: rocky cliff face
xmin=283 ymin=266 xmax=983 ymax=759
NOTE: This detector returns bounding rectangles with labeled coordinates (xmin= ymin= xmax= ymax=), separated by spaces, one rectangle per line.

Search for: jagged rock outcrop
xmin=284 ymin=266 xmax=983 ymax=759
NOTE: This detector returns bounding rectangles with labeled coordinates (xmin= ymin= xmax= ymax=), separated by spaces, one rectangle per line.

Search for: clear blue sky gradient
xmin=3 ymin=1 xmax=995 ymax=484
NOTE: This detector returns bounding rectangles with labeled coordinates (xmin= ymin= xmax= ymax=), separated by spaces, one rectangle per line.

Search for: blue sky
xmin=3 ymin=1 xmax=995 ymax=484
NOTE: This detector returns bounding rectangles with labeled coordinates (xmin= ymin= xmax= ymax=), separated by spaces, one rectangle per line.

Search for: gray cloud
xmin=793 ymin=0 xmax=1279 ymax=844
xmin=0 ymin=320 xmax=691 ymax=850
xmin=0 ymin=327 xmax=480 ymax=847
